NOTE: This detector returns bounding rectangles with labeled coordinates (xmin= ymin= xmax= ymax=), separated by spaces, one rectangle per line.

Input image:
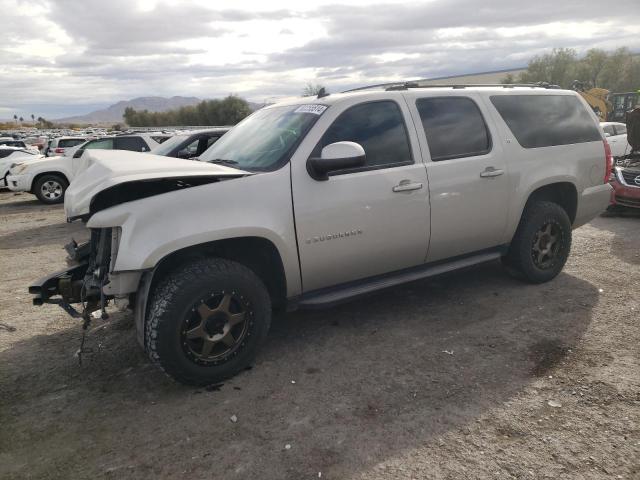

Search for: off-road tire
xmin=505 ymin=201 xmax=572 ymax=284
xmin=33 ymin=174 xmax=68 ymax=204
xmin=145 ymin=258 xmax=271 ymax=386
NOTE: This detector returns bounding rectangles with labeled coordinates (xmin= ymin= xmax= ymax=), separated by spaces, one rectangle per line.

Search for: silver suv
xmin=31 ymin=84 xmax=612 ymax=385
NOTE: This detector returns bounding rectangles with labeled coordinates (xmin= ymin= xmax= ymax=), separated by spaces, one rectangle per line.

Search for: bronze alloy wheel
xmin=181 ymin=291 xmax=252 ymax=365
xmin=531 ymin=221 xmax=563 ymax=270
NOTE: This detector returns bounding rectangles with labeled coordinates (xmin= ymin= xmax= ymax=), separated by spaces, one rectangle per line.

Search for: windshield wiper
xmin=209 ymin=158 xmax=238 ymax=166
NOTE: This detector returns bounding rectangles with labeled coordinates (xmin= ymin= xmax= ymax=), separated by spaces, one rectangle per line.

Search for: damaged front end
xmin=30 ymin=227 xmax=116 ymax=319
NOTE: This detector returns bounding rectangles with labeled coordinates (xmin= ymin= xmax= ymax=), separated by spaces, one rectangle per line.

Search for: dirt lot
xmin=0 ymin=190 xmax=638 ymax=480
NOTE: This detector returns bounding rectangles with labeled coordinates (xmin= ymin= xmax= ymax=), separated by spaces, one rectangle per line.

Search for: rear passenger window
xmin=116 ymin=136 xmax=149 ymax=152
xmin=318 ymin=101 xmax=412 ymax=169
xmin=416 ymin=97 xmax=491 ymax=161
xmin=490 ymin=95 xmax=601 ymax=148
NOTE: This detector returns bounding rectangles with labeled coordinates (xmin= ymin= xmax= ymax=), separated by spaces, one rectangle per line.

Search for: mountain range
xmin=54 ymin=96 xmax=202 ymax=124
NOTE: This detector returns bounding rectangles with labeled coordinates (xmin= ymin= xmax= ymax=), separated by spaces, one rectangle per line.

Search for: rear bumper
xmin=610 ymin=179 xmax=640 ymax=209
xmin=574 ymin=183 xmax=612 ymax=227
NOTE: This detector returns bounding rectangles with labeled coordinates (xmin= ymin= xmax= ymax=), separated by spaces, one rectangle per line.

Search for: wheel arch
xmin=520 ymin=181 xmax=578 ymax=225
xmin=148 ymin=236 xmax=288 ymax=310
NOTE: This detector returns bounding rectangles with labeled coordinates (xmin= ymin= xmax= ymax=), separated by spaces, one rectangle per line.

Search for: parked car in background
xmin=606 ymin=114 xmax=640 ymax=210
xmin=0 ymin=147 xmax=41 ymax=188
xmin=151 ymin=128 xmax=230 ymax=159
xmin=30 ymin=85 xmax=612 ymax=385
xmin=44 ymin=137 xmax=86 ymax=157
xmin=68 ymin=134 xmax=171 ymax=160
xmin=7 ymin=133 xmax=173 ymax=203
xmin=0 ymin=138 xmax=40 ymax=153
xmin=600 ymin=122 xmax=630 ymax=157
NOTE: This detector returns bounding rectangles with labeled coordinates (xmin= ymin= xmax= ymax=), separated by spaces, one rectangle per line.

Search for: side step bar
xmin=297 ymin=250 xmax=503 ymax=309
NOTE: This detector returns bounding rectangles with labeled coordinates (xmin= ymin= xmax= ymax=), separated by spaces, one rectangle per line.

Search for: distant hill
xmin=54 ymin=96 xmax=266 ymax=125
xmin=55 ymin=96 xmax=202 ymax=124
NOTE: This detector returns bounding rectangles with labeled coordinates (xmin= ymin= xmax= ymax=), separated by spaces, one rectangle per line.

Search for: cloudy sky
xmin=2 ymin=0 xmax=639 ymax=118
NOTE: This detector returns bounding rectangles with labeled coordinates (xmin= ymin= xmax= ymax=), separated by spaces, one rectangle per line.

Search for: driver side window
xmin=316 ymin=100 xmax=413 ymax=169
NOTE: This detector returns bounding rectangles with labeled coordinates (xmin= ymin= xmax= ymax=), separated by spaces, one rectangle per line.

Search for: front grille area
xmin=620 ymin=169 xmax=640 ymax=187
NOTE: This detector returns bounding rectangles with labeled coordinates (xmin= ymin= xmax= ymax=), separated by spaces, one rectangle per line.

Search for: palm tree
xmin=31 ymin=114 xmax=35 ymax=123
xmin=19 ymin=117 xmax=24 ymax=125
xmin=13 ymin=114 xmax=17 ymax=124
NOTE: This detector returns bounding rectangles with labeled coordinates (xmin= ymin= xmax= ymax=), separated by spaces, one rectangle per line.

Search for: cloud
xmin=1 ymin=0 xmax=639 ymax=118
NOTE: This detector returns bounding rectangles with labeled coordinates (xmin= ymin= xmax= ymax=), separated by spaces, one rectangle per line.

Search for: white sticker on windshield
xmin=294 ymin=104 xmax=327 ymax=115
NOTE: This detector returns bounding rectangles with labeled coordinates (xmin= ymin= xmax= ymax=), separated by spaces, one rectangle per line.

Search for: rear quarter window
xmin=490 ymin=94 xmax=601 ymax=148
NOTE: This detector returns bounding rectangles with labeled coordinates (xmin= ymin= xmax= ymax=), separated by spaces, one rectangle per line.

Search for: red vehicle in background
xmin=608 ymin=108 xmax=640 ymax=211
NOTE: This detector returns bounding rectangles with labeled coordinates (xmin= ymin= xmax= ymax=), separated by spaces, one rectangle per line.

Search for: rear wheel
xmin=504 ymin=201 xmax=572 ymax=283
xmin=146 ymin=258 xmax=271 ymax=386
xmin=33 ymin=174 xmax=68 ymax=204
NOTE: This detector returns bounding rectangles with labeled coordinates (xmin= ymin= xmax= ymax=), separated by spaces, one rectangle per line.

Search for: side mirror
xmin=604 ymin=132 xmax=611 ymax=137
xmin=73 ymin=149 xmax=84 ymax=159
xmin=307 ymin=141 xmax=366 ymax=181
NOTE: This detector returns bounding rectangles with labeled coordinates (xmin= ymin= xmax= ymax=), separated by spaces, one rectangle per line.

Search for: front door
xmin=291 ymin=98 xmax=430 ymax=292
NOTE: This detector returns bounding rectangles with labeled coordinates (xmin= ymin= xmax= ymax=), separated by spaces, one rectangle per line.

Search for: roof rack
xmin=343 ymin=81 xmax=561 ymax=93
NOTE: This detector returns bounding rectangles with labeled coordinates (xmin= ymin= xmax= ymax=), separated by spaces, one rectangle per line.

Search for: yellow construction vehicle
xmin=571 ymin=81 xmax=612 ymax=121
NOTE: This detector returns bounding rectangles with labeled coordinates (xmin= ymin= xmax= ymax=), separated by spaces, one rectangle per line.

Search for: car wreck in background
xmin=609 ymin=107 xmax=640 ymax=210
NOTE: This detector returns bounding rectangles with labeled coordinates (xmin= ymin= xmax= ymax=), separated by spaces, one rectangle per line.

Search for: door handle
xmin=393 ymin=180 xmax=423 ymax=192
xmin=480 ymin=167 xmax=504 ymax=178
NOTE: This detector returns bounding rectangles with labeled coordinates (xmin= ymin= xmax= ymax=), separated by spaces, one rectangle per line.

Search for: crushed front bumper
xmin=29 ymin=263 xmax=89 ymax=317
xmin=6 ymin=173 xmax=32 ymax=192
xmin=29 ymin=228 xmax=113 ymax=319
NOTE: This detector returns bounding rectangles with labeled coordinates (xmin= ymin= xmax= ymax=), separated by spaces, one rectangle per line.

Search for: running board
xmin=297 ymin=251 xmax=502 ymax=309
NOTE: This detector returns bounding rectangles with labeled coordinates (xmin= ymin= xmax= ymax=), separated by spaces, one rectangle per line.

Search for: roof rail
xmin=343 ymin=81 xmax=561 ymax=93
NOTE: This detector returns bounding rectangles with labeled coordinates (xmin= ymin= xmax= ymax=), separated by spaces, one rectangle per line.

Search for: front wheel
xmin=504 ymin=201 xmax=572 ymax=284
xmin=145 ymin=258 xmax=271 ymax=386
xmin=33 ymin=174 xmax=68 ymax=204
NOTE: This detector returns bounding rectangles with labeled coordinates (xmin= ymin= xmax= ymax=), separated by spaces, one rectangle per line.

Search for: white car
xmin=601 ymin=122 xmax=629 ymax=157
xmin=0 ymin=147 xmax=42 ymax=188
xmin=0 ymin=138 xmax=40 ymax=153
xmin=44 ymin=136 xmax=86 ymax=157
xmin=7 ymin=134 xmax=174 ymax=203
xmin=64 ymin=134 xmax=171 ymax=159
xmin=6 ymin=154 xmax=72 ymax=203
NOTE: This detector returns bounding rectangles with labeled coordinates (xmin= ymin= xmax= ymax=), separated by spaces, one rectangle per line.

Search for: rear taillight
xmin=603 ymin=139 xmax=613 ymax=184
xmin=54 ymin=147 xmax=64 ymax=154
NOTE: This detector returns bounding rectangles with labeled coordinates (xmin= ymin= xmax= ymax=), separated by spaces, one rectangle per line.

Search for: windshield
xmin=151 ymin=134 xmax=189 ymax=156
xmin=199 ymin=104 xmax=326 ymax=171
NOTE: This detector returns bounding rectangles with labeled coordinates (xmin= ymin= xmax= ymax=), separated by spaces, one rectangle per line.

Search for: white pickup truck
xmin=30 ymin=84 xmax=612 ymax=385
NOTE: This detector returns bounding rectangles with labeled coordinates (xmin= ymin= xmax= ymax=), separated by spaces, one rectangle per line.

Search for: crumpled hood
xmin=64 ymin=150 xmax=251 ymax=219
xmin=9 ymin=154 xmax=49 ymax=168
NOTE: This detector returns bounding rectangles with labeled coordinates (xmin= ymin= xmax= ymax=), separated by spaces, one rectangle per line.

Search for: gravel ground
xmin=0 ymin=190 xmax=638 ymax=480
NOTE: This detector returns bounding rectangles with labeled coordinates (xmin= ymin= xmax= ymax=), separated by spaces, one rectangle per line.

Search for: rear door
xmin=406 ymin=92 xmax=509 ymax=262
